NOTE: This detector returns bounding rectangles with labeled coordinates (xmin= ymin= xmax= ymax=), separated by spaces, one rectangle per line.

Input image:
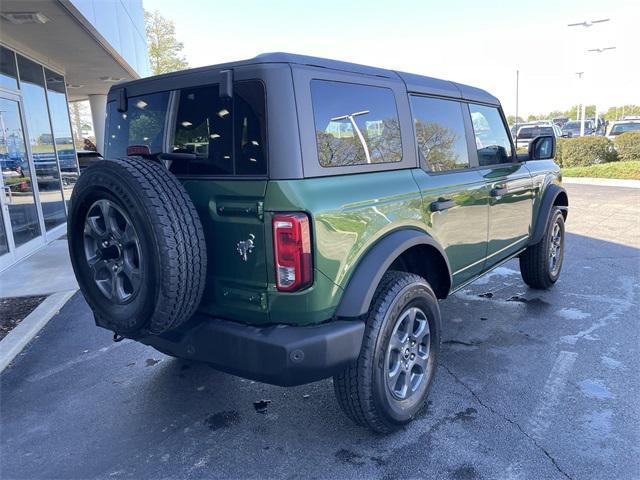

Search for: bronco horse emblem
xmin=236 ymin=234 xmax=255 ymax=261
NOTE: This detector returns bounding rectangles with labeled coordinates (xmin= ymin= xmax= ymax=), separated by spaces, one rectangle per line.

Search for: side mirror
xmin=528 ymin=135 xmax=555 ymax=160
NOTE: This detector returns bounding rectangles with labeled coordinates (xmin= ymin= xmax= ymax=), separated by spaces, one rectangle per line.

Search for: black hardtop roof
xmin=115 ymin=52 xmax=499 ymax=105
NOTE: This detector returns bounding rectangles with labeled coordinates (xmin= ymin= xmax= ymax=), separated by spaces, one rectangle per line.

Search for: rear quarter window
xmin=311 ymin=80 xmax=402 ymax=167
xmin=106 ymin=92 xmax=169 ymax=158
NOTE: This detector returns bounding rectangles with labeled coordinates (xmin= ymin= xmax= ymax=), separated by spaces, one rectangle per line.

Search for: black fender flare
xmin=335 ymin=229 xmax=452 ymax=318
xmin=529 ymin=183 xmax=568 ymax=245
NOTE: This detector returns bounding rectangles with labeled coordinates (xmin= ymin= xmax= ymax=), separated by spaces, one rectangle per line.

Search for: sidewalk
xmin=0 ymin=238 xmax=78 ymax=371
xmin=0 ymin=238 xmax=78 ymax=298
xmin=562 ymin=177 xmax=640 ymax=189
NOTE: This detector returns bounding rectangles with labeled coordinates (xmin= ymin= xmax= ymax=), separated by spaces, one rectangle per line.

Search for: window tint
xmin=45 ymin=69 xmax=78 ymax=208
xmin=171 ymin=80 xmax=266 ymax=176
xmin=106 ymin=92 xmax=169 ymax=157
xmin=0 ymin=46 xmax=18 ymax=90
xmin=17 ymin=55 xmax=66 ymax=230
xmin=469 ymin=104 xmax=513 ymax=166
xmin=410 ymin=96 xmax=469 ymax=171
xmin=311 ymin=80 xmax=401 ymax=167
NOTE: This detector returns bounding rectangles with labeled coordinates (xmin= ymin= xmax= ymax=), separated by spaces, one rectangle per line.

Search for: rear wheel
xmin=519 ymin=207 xmax=565 ymax=289
xmin=333 ymin=271 xmax=440 ymax=433
xmin=68 ymin=157 xmax=207 ymax=337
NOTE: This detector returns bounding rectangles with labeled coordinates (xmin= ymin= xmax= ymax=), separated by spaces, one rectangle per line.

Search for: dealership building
xmin=0 ymin=0 xmax=150 ymax=270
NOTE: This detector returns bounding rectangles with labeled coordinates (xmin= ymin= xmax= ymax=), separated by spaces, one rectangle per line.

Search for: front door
xmin=409 ymin=95 xmax=489 ymax=288
xmin=0 ymin=94 xmax=45 ymax=270
xmin=467 ymin=103 xmax=533 ymax=267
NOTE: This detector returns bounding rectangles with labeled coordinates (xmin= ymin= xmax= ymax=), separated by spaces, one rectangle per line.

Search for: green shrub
xmin=614 ymin=132 xmax=640 ymax=162
xmin=561 ymin=136 xmax=616 ymax=167
xmin=555 ymin=137 xmax=569 ymax=166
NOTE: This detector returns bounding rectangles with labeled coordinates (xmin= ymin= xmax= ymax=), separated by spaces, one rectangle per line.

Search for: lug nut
xmin=410 ymin=353 xmax=415 ymax=360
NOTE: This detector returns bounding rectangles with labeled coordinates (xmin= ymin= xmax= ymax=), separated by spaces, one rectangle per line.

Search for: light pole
xmin=585 ymin=46 xmax=616 ymax=133
xmin=331 ymin=110 xmax=371 ymax=163
xmin=567 ymin=18 xmax=611 ymax=136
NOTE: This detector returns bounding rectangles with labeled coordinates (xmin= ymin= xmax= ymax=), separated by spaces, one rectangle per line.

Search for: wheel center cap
xmin=404 ymin=348 xmax=411 ymax=359
xmin=100 ymin=241 xmax=122 ymax=261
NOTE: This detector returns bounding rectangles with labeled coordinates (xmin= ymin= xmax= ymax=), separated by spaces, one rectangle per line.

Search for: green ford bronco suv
xmin=68 ymin=53 xmax=568 ymax=433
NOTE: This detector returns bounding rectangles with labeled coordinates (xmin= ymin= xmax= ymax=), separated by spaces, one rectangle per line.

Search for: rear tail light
xmin=272 ymin=213 xmax=313 ymax=292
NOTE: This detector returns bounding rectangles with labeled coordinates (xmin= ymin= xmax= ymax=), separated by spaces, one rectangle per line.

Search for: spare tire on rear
xmin=68 ymin=156 xmax=207 ymax=337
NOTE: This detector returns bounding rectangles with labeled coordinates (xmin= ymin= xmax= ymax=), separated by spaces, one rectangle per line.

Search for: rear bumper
xmin=139 ymin=315 xmax=365 ymax=386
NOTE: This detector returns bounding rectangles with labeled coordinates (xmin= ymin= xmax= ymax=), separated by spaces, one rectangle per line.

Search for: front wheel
xmin=333 ymin=271 xmax=440 ymax=433
xmin=519 ymin=207 xmax=565 ymax=289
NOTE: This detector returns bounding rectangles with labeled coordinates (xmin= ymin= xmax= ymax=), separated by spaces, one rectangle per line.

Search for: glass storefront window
xmin=0 ymin=97 xmax=41 ymax=246
xmin=45 ymin=69 xmax=78 ymax=207
xmin=16 ymin=55 xmax=66 ymax=231
xmin=0 ymin=47 xmax=18 ymax=91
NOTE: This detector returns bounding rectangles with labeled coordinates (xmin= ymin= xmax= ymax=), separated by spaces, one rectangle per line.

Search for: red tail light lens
xmin=272 ymin=213 xmax=313 ymax=292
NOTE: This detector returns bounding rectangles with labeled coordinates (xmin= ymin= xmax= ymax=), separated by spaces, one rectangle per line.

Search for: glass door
xmin=0 ymin=93 xmax=45 ymax=270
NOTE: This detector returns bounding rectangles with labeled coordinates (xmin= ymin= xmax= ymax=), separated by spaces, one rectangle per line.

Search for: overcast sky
xmin=146 ymin=0 xmax=639 ymax=117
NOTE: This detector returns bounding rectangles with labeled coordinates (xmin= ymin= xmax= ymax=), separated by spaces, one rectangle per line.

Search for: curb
xmin=0 ymin=290 xmax=77 ymax=373
xmin=562 ymin=177 xmax=640 ymax=189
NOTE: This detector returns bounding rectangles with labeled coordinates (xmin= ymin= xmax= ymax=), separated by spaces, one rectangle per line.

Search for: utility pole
xmin=515 ymin=69 xmax=519 ymax=138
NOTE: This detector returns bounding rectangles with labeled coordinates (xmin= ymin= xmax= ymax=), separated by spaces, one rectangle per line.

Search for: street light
xmin=567 ymin=18 xmax=610 ymax=28
xmin=331 ymin=110 xmax=371 ymax=163
xmin=586 ymin=47 xmax=616 ymax=132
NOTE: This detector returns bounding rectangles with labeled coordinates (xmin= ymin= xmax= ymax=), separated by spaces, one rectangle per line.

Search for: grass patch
xmin=562 ymin=161 xmax=640 ymax=180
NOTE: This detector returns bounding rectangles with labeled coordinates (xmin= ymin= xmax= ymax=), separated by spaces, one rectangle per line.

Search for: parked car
xmin=562 ymin=120 xmax=595 ymax=137
xmin=67 ymin=53 xmax=568 ymax=433
xmin=515 ymin=124 xmax=562 ymax=149
xmin=606 ymin=120 xmax=640 ymax=140
xmin=552 ymin=117 xmax=570 ymax=128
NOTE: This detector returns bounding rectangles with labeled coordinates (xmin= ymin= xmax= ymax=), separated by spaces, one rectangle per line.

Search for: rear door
xmin=105 ymin=72 xmax=272 ymax=323
xmin=466 ymin=103 xmax=533 ymax=266
xmin=409 ymin=95 xmax=489 ymax=287
xmin=167 ymin=78 xmax=270 ymax=323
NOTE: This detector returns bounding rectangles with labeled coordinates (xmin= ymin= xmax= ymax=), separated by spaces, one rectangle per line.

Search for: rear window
xmin=105 ymin=81 xmax=266 ymax=176
xmin=311 ymin=80 xmax=402 ymax=167
xmin=170 ymin=80 xmax=266 ymax=176
xmin=517 ymin=126 xmax=554 ymax=139
xmin=106 ymin=92 xmax=169 ymax=157
xmin=611 ymin=123 xmax=640 ymax=135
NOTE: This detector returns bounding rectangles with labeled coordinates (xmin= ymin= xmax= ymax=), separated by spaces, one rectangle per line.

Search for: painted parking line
xmin=528 ymin=351 xmax=578 ymax=439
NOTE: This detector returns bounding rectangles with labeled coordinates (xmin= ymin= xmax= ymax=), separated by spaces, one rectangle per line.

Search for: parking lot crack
xmin=441 ymin=363 xmax=574 ymax=480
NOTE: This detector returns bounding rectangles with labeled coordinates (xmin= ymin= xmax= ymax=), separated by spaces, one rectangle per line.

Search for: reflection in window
xmin=106 ymin=92 xmax=169 ymax=158
xmin=171 ymin=81 xmax=266 ymax=176
xmin=410 ymin=96 xmax=469 ymax=171
xmin=311 ymin=80 xmax=402 ymax=167
xmin=468 ymin=104 xmax=513 ymax=166
xmin=45 ymin=69 xmax=78 ymax=208
xmin=0 ymin=46 xmax=18 ymax=91
xmin=17 ymin=55 xmax=66 ymax=230
xmin=0 ymin=98 xmax=41 ymax=246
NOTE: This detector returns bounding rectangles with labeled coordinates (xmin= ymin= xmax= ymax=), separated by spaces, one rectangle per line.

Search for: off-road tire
xmin=333 ymin=271 xmax=440 ymax=433
xmin=68 ymin=156 xmax=207 ymax=337
xmin=519 ymin=207 xmax=565 ymax=289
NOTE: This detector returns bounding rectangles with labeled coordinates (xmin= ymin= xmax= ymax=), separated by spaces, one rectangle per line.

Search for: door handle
xmin=430 ymin=199 xmax=456 ymax=212
xmin=490 ymin=187 xmax=508 ymax=197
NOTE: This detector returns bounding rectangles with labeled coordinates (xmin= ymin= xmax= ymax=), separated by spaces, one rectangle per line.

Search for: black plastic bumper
xmin=139 ymin=315 xmax=365 ymax=386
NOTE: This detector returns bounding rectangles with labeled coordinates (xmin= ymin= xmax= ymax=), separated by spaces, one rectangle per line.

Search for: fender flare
xmin=335 ymin=229 xmax=452 ymax=318
xmin=529 ymin=184 xmax=568 ymax=245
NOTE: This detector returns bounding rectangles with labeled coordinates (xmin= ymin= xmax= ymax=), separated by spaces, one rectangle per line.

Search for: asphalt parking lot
xmin=1 ymin=183 xmax=639 ymax=480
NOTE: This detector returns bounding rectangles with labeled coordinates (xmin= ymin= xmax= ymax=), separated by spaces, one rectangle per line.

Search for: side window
xmin=410 ymin=96 xmax=469 ymax=172
xmin=311 ymin=80 xmax=402 ymax=167
xmin=171 ymin=80 xmax=266 ymax=176
xmin=106 ymin=92 xmax=169 ymax=157
xmin=468 ymin=104 xmax=513 ymax=166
